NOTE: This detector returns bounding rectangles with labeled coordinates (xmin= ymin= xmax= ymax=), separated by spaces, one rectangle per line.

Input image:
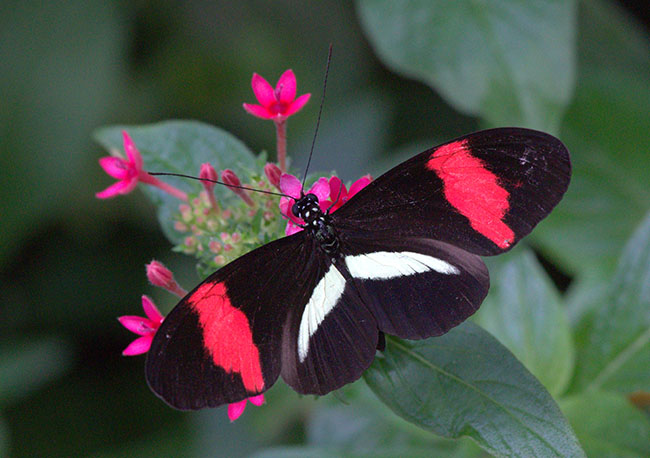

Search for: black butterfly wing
xmin=146 ymin=231 xmax=382 ymax=408
xmin=279 ymin=261 xmax=379 ymax=395
xmin=336 ymin=233 xmax=489 ymax=341
xmin=331 ymin=128 xmax=571 ymax=256
xmin=145 ymin=232 xmax=316 ymax=410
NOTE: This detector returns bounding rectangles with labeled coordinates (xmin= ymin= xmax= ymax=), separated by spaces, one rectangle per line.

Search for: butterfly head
xmin=291 ymin=193 xmax=321 ymax=223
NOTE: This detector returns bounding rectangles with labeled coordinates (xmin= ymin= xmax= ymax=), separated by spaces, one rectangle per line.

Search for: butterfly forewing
xmin=331 ymin=128 xmax=571 ymax=256
xmin=146 ymin=232 xmax=316 ymax=410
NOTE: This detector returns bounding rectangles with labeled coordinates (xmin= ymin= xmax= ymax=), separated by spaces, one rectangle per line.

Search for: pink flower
xmin=118 ymin=295 xmax=164 ymax=356
xmin=227 ymin=394 xmax=265 ymax=421
xmin=96 ymin=131 xmax=188 ymax=201
xmin=243 ymin=70 xmax=311 ymax=121
xmin=324 ymin=175 xmax=372 ymax=212
xmin=96 ymin=131 xmax=146 ymax=199
xmin=279 ymin=173 xmax=330 ymax=236
xmin=278 ymin=173 xmax=372 ymax=235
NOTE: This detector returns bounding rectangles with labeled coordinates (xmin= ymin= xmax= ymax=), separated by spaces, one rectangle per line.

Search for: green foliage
xmin=356 ymin=0 xmax=577 ymax=133
xmin=364 ymin=325 xmax=583 ymax=457
xmin=474 ymin=250 xmax=574 ymax=396
xmin=4 ymin=0 xmax=649 ymax=457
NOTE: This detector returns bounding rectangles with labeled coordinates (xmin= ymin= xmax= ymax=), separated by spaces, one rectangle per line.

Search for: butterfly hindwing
xmin=337 ymin=234 xmax=490 ymax=340
xmin=331 ymin=128 xmax=571 ymax=256
xmin=280 ymin=261 xmax=379 ymax=395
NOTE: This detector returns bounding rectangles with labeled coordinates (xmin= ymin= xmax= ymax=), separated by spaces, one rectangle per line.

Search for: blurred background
xmin=1 ymin=1 xmax=648 ymax=457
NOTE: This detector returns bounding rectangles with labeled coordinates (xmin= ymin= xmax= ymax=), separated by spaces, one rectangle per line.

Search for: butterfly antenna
xmin=301 ymin=44 xmax=333 ymax=190
xmin=148 ymin=172 xmax=290 ymax=198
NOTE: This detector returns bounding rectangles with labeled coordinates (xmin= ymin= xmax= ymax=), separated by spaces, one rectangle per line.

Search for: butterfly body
xmin=146 ymin=127 xmax=571 ymax=410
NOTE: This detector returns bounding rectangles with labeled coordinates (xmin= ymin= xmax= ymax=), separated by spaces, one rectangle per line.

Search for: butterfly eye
xmin=292 ymin=202 xmax=300 ymax=217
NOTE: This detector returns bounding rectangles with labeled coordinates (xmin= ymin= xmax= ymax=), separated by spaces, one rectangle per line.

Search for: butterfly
xmin=145 ymin=127 xmax=571 ymax=410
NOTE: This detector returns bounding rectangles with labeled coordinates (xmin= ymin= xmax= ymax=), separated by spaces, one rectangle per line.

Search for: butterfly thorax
xmin=292 ymin=193 xmax=340 ymax=257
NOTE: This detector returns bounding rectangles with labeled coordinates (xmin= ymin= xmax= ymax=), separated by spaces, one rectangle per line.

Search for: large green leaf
xmin=533 ymin=0 xmax=650 ymax=275
xmin=364 ymin=323 xmax=584 ymax=457
xmin=356 ymin=0 xmax=576 ymax=132
xmin=561 ymin=392 xmax=650 ymax=458
xmin=93 ymin=120 xmax=257 ymax=245
xmin=571 ymin=212 xmax=650 ymax=393
xmin=474 ymin=249 xmax=574 ymax=396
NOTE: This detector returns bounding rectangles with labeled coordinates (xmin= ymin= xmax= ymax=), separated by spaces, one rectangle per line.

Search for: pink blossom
xmin=278 ymin=173 xmax=372 ymax=235
xmin=243 ymin=70 xmax=310 ymax=121
xmin=324 ymin=175 xmax=372 ymax=212
xmin=96 ymin=131 xmax=188 ymax=201
xmin=227 ymin=394 xmax=265 ymax=421
xmin=278 ymin=173 xmax=329 ymax=235
xmin=118 ymin=295 xmax=164 ymax=356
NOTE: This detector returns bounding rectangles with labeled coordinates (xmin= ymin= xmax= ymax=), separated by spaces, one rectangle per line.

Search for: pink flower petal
xmin=251 ymin=73 xmax=276 ymax=107
xmin=117 ymin=175 xmax=139 ymax=195
xmin=284 ymin=93 xmax=311 ymax=117
xmin=276 ymin=69 xmax=297 ymax=104
xmin=122 ymin=335 xmax=153 ymax=356
xmin=96 ymin=180 xmax=130 ymax=199
xmin=279 ymin=173 xmax=303 ymax=198
xmin=308 ymin=177 xmax=330 ymax=202
xmin=285 ymin=222 xmax=303 ymax=236
xmin=249 ymin=394 xmax=265 ymax=406
xmin=141 ymin=295 xmax=164 ymax=323
xmin=227 ymin=399 xmax=248 ymax=422
xmin=243 ymin=103 xmax=275 ymax=120
xmin=348 ymin=176 xmax=372 ymax=197
xmin=98 ymin=156 xmax=128 ymax=179
xmin=328 ymin=176 xmax=347 ymax=202
xmin=118 ymin=315 xmax=149 ymax=335
xmin=122 ymin=131 xmax=143 ymax=171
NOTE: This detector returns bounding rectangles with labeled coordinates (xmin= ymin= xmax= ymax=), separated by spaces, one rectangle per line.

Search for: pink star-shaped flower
xmin=243 ymin=70 xmax=311 ymax=121
xmin=279 ymin=173 xmax=331 ymax=235
xmin=96 ymin=131 xmax=146 ymax=199
xmin=278 ymin=173 xmax=372 ymax=236
xmin=118 ymin=295 xmax=164 ymax=356
xmin=325 ymin=175 xmax=372 ymax=212
xmin=96 ymin=131 xmax=187 ymax=201
xmin=227 ymin=394 xmax=266 ymax=421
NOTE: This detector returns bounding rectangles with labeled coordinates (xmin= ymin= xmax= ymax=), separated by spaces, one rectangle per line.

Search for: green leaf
xmin=364 ymin=322 xmax=584 ymax=457
xmin=533 ymin=0 xmax=650 ymax=275
xmin=473 ymin=249 xmax=574 ymax=396
xmin=561 ymin=391 xmax=650 ymax=458
xmin=93 ymin=120 xmax=257 ymax=245
xmin=356 ymin=0 xmax=576 ymax=132
xmin=571 ymin=212 xmax=650 ymax=393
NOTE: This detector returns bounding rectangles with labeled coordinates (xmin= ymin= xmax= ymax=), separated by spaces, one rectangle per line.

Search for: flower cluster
xmin=100 ymin=68 xmax=370 ymax=421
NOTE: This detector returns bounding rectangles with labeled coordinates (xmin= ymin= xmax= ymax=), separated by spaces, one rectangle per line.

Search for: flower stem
xmin=275 ymin=119 xmax=287 ymax=172
xmin=139 ymin=172 xmax=188 ymax=201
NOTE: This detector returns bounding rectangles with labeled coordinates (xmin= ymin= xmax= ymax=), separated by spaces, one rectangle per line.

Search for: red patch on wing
xmin=188 ymin=282 xmax=264 ymax=392
xmin=426 ymin=140 xmax=514 ymax=249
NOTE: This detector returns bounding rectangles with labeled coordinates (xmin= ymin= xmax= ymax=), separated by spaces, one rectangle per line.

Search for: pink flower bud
xmin=199 ymin=163 xmax=220 ymax=213
xmin=199 ymin=163 xmax=218 ymax=192
xmin=222 ymin=169 xmax=255 ymax=207
xmin=264 ymin=163 xmax=282 ymax=189
xmin=146 ymin=260 xmax=187 ymax=298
